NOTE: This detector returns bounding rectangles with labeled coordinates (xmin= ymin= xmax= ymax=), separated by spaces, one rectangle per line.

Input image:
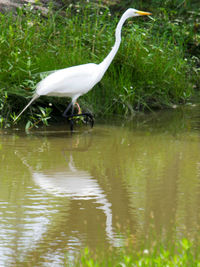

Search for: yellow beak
xmin=136 ymin=10 xmax=152 ymax=16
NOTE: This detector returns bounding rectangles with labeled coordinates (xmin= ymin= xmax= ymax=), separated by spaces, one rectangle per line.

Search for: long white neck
xmin=99 ymin=11 xmax=130 ymax=75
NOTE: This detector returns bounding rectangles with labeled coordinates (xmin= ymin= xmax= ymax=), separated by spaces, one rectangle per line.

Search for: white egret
xmin=14 ymin=8 xmax=151 ymax=130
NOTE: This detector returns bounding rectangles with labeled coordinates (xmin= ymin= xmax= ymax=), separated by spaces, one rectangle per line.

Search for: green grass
xmin=0 ymin=1 xmax=196 ymax=127
xmin=71 ymin=239 xmax=200 ymax=267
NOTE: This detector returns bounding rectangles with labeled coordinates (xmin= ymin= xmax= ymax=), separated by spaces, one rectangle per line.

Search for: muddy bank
xmin=0 ymin=0 xmax=62 ymax=13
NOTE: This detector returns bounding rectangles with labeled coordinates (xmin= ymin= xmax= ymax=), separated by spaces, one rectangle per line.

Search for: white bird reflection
xmin=33 ymin=156 xmax=102 ymax=198
xmin=33 ymin=155 xmax=117 ymax=245
xmin=15 ymin=150 xmax=122 ymax=248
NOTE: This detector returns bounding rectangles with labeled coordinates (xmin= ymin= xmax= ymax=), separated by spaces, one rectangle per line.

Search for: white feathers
xmin=36 ymin=63 xmax=99 ymax=98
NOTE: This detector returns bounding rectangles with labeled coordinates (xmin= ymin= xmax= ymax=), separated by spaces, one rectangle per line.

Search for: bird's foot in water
xmin=64 ymin=113 xmax=94 ymax=131
xmin=81 ymin=113 xmax=94 ymax=128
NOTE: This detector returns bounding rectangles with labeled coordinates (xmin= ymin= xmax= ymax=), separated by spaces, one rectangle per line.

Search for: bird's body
xmin=36 ymin=63 xmax=102 ymax=100
xmin=14 ymin=8 xmax=151 ymax=128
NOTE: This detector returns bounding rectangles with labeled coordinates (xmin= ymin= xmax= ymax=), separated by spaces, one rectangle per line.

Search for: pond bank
xmin=0 ymin=0 xmax=62 ymax=13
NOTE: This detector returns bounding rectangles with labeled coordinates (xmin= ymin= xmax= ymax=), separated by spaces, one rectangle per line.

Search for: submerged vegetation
xmin=0 ymin=0 xmax=199 ymax=127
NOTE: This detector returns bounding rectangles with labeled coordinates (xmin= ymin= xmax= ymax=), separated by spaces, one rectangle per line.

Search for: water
xmin=0 ymin=104 xmax=200 ymax=266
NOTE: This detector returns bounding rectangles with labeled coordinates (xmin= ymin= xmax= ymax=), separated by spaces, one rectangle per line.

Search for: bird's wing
xmin=36 ymin=63 xmax=99 ymax=97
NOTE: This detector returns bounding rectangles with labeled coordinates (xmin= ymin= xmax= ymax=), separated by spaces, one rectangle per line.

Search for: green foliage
xmin=24 ymin=106 xmax=52 ymax=132
xmin=72 ymin=238 xmax=200 ymax=266
xmin=0 ymin=90 xmax=10 ymax=128
xmin=0 ymin=1 xmax=198 ymax=127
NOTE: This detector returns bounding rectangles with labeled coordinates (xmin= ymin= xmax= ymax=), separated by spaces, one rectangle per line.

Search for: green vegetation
xmin=0 ymin=1 xmax=199 ymax=127
xmin=70 ymin=238 xmax=200 ymax=266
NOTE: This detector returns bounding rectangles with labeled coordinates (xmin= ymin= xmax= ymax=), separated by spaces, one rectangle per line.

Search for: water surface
xmin=0 ymin=104 xmax=200 ymax=266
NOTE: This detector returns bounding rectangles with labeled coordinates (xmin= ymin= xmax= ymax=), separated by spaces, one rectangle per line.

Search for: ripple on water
xmin=0 ymin=105 xmax=200 ymax=265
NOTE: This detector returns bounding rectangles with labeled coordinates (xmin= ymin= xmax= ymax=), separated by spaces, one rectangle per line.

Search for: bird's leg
xmin=74 ymin=102 xmax=94 ymax=127
xmin=65 ymin=112 xmax=94 ymax=128
xmin=62 ymin=101 xmax=80 ymax=117
xmin=75 ymin=102 xmax=81 ymax=114
xmin=62 ymin=102 xmax=75 ymax=132
xmin=63 ymin=101 xmax=94 ymax=129
xmin=70 ymin=104 xmax=74 ymax=132
xmin=63 ymin=102 xmax=73 ymax=118
xmin=76 ymin=112 xmax=94 ymax=128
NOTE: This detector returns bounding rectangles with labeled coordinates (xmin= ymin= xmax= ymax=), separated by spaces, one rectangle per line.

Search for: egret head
xmin=125 ymin=8 xmax=152 ymax=18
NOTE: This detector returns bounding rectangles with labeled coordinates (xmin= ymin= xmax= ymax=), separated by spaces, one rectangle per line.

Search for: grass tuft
xmin=71 ymin=238 xmax=200 ymax=267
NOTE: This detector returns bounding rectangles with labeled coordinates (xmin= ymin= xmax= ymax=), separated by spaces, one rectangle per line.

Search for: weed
xmin=72 ymin=238 xmax=200 ymax=266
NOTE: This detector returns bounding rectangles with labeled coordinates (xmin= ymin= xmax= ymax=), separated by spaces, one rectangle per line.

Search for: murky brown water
xmin=0 ymin=104 xmax=200 ymax=266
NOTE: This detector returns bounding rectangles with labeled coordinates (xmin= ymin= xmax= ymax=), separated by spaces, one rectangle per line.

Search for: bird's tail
xmin=14 ymin=94 xmax=39 ymax=122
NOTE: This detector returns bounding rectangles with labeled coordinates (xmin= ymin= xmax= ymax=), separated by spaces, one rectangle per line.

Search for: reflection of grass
xmin=0 ymin=2 xmax=194 ymax=127
xmin=72 ymin=239 xmax=200 ymax=266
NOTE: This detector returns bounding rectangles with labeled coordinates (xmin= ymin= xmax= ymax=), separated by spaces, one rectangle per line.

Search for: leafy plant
xmin=25 ymin=106 xmax=52 ymax=131
xmin=72 ymin=238 xmax=200 ymax=267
